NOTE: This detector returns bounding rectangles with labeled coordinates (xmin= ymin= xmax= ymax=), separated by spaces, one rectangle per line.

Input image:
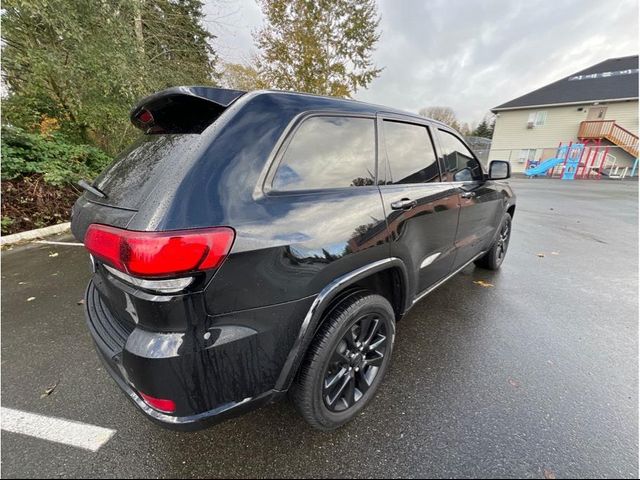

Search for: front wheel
xmin=290 ymin=292 xmax=395 ymax=431
xmin=475 ymin=213 xmax=512 ymax=270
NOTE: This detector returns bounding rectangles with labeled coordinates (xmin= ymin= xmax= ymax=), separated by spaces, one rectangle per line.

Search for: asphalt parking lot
xmin=1 ymin=177 xmax=638 ymax=478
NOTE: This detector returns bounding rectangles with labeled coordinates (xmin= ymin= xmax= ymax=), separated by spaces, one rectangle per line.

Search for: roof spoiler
xmin=130 ymin=86 xmax=247 ymax=134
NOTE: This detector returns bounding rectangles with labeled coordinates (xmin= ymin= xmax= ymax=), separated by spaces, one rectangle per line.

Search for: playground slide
xmin=524 ymin=157 xmax=564 ymax=176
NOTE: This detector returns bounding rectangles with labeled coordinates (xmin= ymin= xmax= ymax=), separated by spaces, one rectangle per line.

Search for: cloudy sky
xmin=204 ymin=0 xmax=638 ymax=124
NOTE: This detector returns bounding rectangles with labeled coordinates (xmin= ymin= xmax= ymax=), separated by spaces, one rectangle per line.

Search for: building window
xmin=527 ymin=111 xmax=547 ymax=127
xmin=518 ymin=148 xmax=539 ymax=163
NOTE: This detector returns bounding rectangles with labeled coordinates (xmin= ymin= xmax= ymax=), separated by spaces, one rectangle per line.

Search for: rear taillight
xmin=137 ymin=109 xmax=153 ymax=124
xmin=84 ymin=224 xmax=235 ymax=278
xmin=139 ymin=392 xmax=176 ymax=414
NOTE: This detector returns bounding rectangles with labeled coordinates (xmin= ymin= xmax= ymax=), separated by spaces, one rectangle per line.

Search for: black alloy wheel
xmin=290 ymin=292 xmax=395 ymax=430
xmin=496 ymin=216 xmax=511 ymax=263
xmin=475 ymin=213 xmax=512 ymax=270
xmin=322 ymin=312 xmax=388 ymax=412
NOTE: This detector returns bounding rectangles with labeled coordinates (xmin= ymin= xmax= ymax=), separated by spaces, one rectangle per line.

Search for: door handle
xmin=391 ymin=198 xmax=417 ymax=210
xmin=460 ymin=191 xmax=476 ymax=199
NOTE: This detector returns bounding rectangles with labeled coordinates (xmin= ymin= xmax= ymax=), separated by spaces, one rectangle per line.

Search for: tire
xmin=475 ymin=213 xmax=512 ymax=270
xmin=290 ymin=292 xmax=396 ymax=431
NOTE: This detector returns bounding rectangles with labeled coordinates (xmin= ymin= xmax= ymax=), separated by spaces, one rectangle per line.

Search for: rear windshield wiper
xmin=78 ymin=180 xmax=107 ymax=199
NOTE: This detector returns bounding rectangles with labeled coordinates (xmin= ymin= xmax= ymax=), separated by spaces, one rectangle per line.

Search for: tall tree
xmin=471 ymin=114 xmax=495 ymax=139
xmin=487 ymin=115 xmax=496 ymax=138
xmin=254 ymin=0 xmax=382 ymax=97
xmin=2 ymin=0 xmax=218 ymax=154
xmin=220 ymin=60 xmax=267 ymax=91
xmin=418 ymin=106 xmax=458 ymax=128
xmin=472 ymin=119 xmax=490 ymax=138
xmin=418 ymin=106 xmax=473 ymax=134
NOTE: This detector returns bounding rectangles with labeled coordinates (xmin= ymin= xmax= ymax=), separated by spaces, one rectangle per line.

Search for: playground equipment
xmin=603 ymin=156 xmax=629 ymax=179
xmin=560 ymin=144 xmax=583 ymax=180
xmin=524 ymin=139 xmax=633 ymax=180
xmin=525 ymin=143 xmax=584 ymax=179
xmin=524 ymin=157 xmax=564 ymax=176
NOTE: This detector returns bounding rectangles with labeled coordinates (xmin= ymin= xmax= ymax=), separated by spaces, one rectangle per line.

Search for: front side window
xmin=438 ymin=130 xmax=483 ymax=182
xmin=382 ymin=120 xmax=440 ymax=184
xmin=272 ymin=116 xmax=376 ymax=191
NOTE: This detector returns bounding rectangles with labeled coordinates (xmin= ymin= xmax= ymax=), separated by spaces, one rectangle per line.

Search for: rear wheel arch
xmin=343 ymin=266 xmax=406 ymax=321
xmin=275 ymin=258 xmax=409 ymax=391
xmin=311 ymin=266 xmax=407 ymax=338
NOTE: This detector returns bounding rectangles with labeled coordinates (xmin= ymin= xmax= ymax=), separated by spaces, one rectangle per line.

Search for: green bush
xmin=1 ymin=126 xmax=112 ymax=186
xmin=1 ymin=216 xmax=14 ymax=234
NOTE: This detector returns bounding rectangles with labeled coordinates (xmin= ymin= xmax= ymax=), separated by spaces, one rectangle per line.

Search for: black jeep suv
xmin=71 ymin=87 xmax=515 ymax=431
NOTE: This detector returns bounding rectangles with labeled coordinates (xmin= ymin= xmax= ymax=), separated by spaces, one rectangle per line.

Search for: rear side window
xmin=382 ymin=120 xmax=440 ymax=184
xmin=438 ymin=130 xmax=483 ymax=182
xmin=272 ymin=116 xmax=376 ymax=191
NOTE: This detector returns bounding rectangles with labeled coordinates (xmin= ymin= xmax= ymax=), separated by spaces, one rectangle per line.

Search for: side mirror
xmin=489 ymin=160 xmax=510 ymax=180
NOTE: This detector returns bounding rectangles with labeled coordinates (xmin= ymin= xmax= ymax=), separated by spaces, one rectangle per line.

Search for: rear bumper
xmin=84 ymin=280 xmax=312 ymax=430
xmin=93 ymin=345 xmax=278 ymax=431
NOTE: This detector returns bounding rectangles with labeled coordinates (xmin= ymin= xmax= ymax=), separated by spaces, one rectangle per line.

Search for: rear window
xmin=92 ymin=134 xmax=198 ymax=210
xmin=272 ymin=116 xmax=376 ymax=191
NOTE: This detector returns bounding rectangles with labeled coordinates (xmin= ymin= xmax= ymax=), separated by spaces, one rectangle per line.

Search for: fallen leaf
xmin=537 ymin=253 xmax=545 ymax=258
xmin=543 ymin=468 xmax=556 ymax=479
xmin=77 ymin=299 xmax=85 ymax=305
xmin=40 ymin=381 xmax=59 ymax=399
xmin=49 ymin=252 xmax=59 ymax=257
xmin=27 ymin=297 xmax=36 ymax=302
xmin=508 ymin=378 xmax=521 ymax=388
xmin=473 ymin=280 xmax=494 ymax=288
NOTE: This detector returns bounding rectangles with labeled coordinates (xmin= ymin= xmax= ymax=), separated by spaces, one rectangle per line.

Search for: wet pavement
xmin=1 ymin=178 xmax=638 ymax=478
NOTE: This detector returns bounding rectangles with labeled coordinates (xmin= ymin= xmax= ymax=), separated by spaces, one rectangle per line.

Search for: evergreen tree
xmin=471 ymin=115 xmax=495 ymax=139
xmin=487 ymin=116 xmax=496 ymax=138
xmin=2 ymin=0 xmax=218 ymax=154
xmin=473 ymin=119 xmax=491 ymax=138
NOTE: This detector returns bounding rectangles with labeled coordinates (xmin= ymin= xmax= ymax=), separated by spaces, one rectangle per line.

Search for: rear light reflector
xmin=84 ymin=225 xmax=235 ymax=278
xmin=104 ymin=265 xmax=194 ymax=293
xmin=139 ymin=392 xmax=176 ymax=414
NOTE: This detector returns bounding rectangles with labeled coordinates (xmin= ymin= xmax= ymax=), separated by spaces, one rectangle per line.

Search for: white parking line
xmin=1 ymin=407 xmax=116 ymax=452
xmin=33 ymin=240 xmax=84 ymax=246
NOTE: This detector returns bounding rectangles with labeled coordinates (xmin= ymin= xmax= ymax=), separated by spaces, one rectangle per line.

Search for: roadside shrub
xmin=1 ymin=126 xmax=113 ymax=235
xmin=1 ymin=175 xmax=81 ymax=235
xmin=1 ymin=126 xmax=112 ymax=186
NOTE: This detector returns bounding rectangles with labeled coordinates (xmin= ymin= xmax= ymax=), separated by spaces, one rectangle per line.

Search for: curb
xmin=1 ymin=222 xmax=71 ymax=246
